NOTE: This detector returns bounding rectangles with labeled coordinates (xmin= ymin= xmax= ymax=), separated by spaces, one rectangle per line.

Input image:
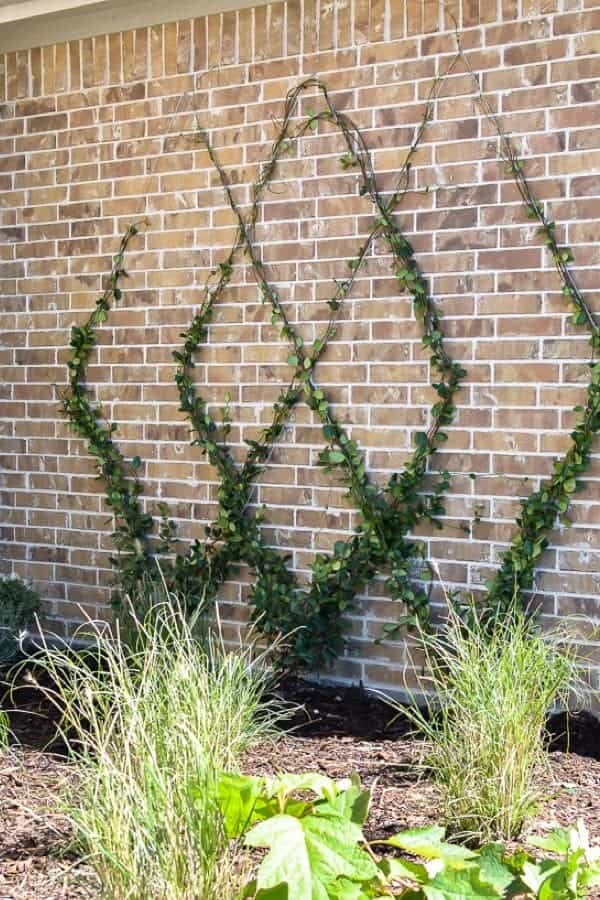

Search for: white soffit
xmin=0 ymin=0 xmax=269 ymax=53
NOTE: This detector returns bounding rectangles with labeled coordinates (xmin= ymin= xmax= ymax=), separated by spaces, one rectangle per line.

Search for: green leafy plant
xmin=177 ymin=75 xmax=464 ymax=669
xmin=62 ymin=50 xmax=599 ymax=669
xmin=392 ymin=606 xmax=579 ymax=842
xmin=26 ymin=595 xmax=283 ymax=900
xmin=523 ymin=821 xmax=600 ymax=899
xmin=64 ymin=75 xmax=464 ymax=669
xmin=0 ymin=576 xmax=41 ymax=664
xmin=215 ymin=770 xmax=379 ymax=899
xmin=212 ymin=771 xmax=600 ymax=899
xmin=379 ymin=821 xmax=600 ymax=899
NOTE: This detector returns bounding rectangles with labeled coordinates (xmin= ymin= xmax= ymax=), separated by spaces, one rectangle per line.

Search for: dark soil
xmin=275 ymin=676 xmax=415 ymax=740
xmin=1 ymin=674 xmax=599 ymax=899
xmin=547 ymin=709 xmax=600 ymax=759
xmin=277 ymin=676 xmax=600 ymax=758
xmin=2 ymin=671 xmax=68 ymax=754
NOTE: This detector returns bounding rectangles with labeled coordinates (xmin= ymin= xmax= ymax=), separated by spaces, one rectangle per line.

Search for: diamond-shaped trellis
xmin=63 ymin=63 xmax=600 ymax=669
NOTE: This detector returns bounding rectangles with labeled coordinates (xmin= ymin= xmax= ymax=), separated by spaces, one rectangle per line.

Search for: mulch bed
xmin=1 ymin=675 xmax=599 ymax=899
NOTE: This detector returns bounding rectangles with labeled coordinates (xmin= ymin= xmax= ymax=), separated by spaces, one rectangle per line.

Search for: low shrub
xmin=28 ymin=598 xmax=282 ymax=900
xmin=395 ymin=606 xmax=580 ymax=842
xmin=0 ymin=576 xmax=40 ymax=664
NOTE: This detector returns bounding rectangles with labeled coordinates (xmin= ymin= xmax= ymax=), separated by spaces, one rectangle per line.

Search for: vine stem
xmin=192 ymin=76 xmax=463 ymax=570
xmin=64 ymin=45 xmax=600 ymax=656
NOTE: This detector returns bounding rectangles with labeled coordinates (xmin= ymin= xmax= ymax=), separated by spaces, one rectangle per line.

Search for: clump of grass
xmin=397 ymin=605 xmax=580 ymax=844
xmin=28 ymin=597 xmax=282 ymax=900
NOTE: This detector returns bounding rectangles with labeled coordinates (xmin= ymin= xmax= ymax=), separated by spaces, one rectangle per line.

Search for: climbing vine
xmin=63 ymin=224 xmax=156 ymax=595
xmin=459 ymin=54 xmax=600 ymax=615
xmin=62 ymin=50 xmax=599 ymax=667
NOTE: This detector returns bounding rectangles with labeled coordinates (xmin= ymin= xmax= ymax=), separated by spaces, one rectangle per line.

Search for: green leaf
xmin=245 ymin=813 xmax=378 ymax=900
xmin=528 ymin=828 xmax=572 ymax=855
xmin=314 ymin=774 xmax=370 ymax=825
xmin=414 ymin=432 xmax=429 ymax=452
xmin=521 ymin=860 xmax=565 ymax=898
xmin=379 ymin=856 xmax=428 ymax=884
xmin=266 ymin=772 xmax=343 ymax=803
xmin=216 ymin=773 xmax=271 ymax=839
xmin=423 ymin=867 xmax=503 ymax=899
xmin=385 ymin=826 xmax=477 ymax=868
xmin=328 ymin=877 xmax=377 ymax=899
xmin=252 ymin=885 xmax=288 ymax=899
xmin=538 ymin=868 xmax=574 ymax=900
xmin=287 ymin=355 xmax=299 ymax=367
xmin=328 ymin=450 xmax=346 ymax=465
xmin=476 ymin=845 xmax=515 ymax=895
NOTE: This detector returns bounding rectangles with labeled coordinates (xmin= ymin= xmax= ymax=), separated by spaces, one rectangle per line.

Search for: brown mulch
xmin=0 ymin=750 xmax=97 ymax=899
xmin=244 ymin=737 xmax=600 ymax=845
xmin=0 ymin=676 xmax=599 ymax=899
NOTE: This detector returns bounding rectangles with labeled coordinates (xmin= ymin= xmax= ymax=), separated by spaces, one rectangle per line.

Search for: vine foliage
xmin=63 ymin=53 xmax=599 ymax=668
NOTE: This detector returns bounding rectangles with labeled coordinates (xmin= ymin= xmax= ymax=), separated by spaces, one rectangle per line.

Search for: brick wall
xmin=1 ymin=0 xmax=599 ymax=692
